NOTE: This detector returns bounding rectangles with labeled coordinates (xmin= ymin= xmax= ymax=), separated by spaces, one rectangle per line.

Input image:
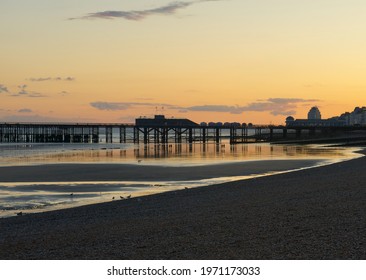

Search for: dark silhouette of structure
xmin=1 ymin=113 xmax=366 ymax=145
xmin=136 ymin=115 xmax=198 ymax=127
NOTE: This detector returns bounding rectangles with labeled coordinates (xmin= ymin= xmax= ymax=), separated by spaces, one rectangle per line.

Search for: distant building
xmin=135 ymin=115 xmax=198 ymax=127
xmin=285 ymin=116 xmax=294 ymax=124
xmin=308 ymin=106 xmax=321 ymax=120
xmin=342 ymin=107 xmax=366 ymax=125
xmin=286 ymin=107 xmax=346 ymax=127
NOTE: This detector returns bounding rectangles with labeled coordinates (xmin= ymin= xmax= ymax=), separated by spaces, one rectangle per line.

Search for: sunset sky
xmin=1 ymin=0 xmax=366 ymax=124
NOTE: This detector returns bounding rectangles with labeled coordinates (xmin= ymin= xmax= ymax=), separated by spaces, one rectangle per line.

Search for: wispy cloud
xmin=91 ymin=102 xmax=131 ymax=111
xmin=267 ymin=98 xmax=319 ymax=104
xmin=29 ymin=77 xmax=75 ymax=82
xmin=0 ymin=84 xmax=9 ymax=93
xmin=91 ymin=98 xmax=319 ymax=116
xmin=10 ymin=84 xmax=47 ymax=98
xmin=186 ymin=105 xmax=244 ymax=114
xmin=70 ymin=0 xmax=223 ymax=21
xmin=243 ymin=98 xmax=319 ymax=115
xmin=90 ymin=101 xmax=173 ymax=111
xmin=185 ymin=98 xmax=319 ymax=116
xmin=17 ymin=84 xmax=28 ymax=95
xmin=18 ymin=108 xmax=33 ymax=113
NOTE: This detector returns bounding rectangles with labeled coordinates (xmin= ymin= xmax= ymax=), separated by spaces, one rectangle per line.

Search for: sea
xmin=0 ymin=139 xmax=363 ymax=218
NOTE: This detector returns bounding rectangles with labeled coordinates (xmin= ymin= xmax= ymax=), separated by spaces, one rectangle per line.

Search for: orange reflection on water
xmin=0 ymin=143 xmax=360 ymax=167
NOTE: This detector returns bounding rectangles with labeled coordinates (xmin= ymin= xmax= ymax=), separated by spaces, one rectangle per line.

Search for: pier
xmin=0 ymin=123 xmax=132 ymax=144
xmin=1 ymin=121 xmax=365 ymax=144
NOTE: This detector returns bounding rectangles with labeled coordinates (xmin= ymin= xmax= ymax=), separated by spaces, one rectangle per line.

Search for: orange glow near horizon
xmin=1 ymin=1 xmax=366 ymax=124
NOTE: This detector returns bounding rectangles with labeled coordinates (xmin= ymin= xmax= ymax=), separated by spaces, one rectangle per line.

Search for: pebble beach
xmin=0 ymin=151 xmax=365 ymax=259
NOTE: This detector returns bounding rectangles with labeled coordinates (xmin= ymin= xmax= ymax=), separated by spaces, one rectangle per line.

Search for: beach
xmin=0 ymin=152 xmax=365 ymax=259
xmin=0 ymin=159 xmax=323 ymax=182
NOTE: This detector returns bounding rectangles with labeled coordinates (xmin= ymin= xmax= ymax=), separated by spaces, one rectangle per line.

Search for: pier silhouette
xmin=1 ymin=115 xmax=365 ymax=144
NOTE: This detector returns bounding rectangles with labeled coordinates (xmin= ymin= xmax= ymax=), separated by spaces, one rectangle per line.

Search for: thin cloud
xmin=91 ymin=98 xmax=319 ymax=116
xmin=29 ymin=77 xmax=75 ymax=82
xmin=90 ymin=101 xmax=173 ymax=111
xmin=29 ymin=77 xmax=52 ymax=82
xmin=28 ymin=93 xmax=47 ymax=98
xmin=10 ymin=84 xmax=47 ymax=98
xmin=267 ymin=98 xmax=319 ymax=104
xmin=0 ymin=84 xmax=9 ymax=93
xmin=186 ymin=105 xmax=244 ymax=114
xmin=185 ymin=98 xmax=320 ymax=116
xmin=17 ymin=85 xmax=28 ymax=95
xmin=70 ymin=0 xmax=223 ymax=21
xmin=91 ymin=102 xmax=131 ymax=111
xmin=241 ymin=98 xmax=320 ymax=116
xmin=18 ymin=108 xmax=33 ymax=113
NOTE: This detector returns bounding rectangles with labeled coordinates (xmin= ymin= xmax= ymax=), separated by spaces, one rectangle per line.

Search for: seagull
xmin=16 ymin=212 xmax=23 ymax=216
xmin=127 ymin=195 xmax=131 ymax=199
xmin=120 ymin=196 xmax=124 ymax=200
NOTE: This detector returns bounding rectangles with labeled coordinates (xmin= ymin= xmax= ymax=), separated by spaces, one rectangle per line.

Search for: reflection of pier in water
xmin=1 ymin=122 xmax=366 ymax=144
xmin=2 ymin=142 xmax=348 ymax=166
xmin=130 ymin=143 xmax=346 ymax=161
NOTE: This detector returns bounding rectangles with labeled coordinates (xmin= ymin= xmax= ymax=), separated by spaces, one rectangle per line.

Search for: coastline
xmin=0 ymin=159 xmax=326 ymax=182
xmin=1 ymin=150 xmax=366 ymax=259
xmin=0 ymin=159 xmax=329 ymax=217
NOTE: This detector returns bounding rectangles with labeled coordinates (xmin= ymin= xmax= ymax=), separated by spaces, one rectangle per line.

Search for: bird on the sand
xmin=127 ymin=195 xmax=131 ymax=199
xmin=16 ymin=212 xmax=23 ymax=216
xmin=112 ymin=196 xmax=115 ymax=200
xmin=120 ymin=196 xmax=124 ymax=200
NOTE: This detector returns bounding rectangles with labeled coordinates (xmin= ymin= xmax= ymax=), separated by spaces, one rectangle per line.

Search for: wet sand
xmin=0 ymin=159 xmax=322 ymax=182
xmin=0 ymin=155 xmax=366 ymax=259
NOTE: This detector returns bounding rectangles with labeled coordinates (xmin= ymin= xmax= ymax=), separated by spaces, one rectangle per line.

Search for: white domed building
xmin=285 ymin=116 xmax=295 ymax=126
xmin=308 ymin=107 xmax=321 ymax=120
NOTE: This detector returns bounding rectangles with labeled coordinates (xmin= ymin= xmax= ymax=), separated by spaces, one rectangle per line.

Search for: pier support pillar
xmin=106 ymin=126 xmax=113 ymax=143
xmin=188 ymin=128 xmax=193 ymax=144
xmin=134 ymin=127 xmax=139 ymax=143
xmin=269 ymin=128 xmax=273 ymax=141
xmin=161 ymin=128 xmax=168 ymax=143
xmin=215 ymin=128 xmax=220 ymax=144
xmin=230 ymin=128 xmax=235 ymax=144
xmin=143 ymin=127 xmax=148 ymax=144
xmin=119 ymin=127 xmax=126 ymax=143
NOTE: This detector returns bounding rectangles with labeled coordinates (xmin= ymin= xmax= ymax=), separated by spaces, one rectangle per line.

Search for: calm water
xmin=0 ymin=142 xmax=362 ymax=217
